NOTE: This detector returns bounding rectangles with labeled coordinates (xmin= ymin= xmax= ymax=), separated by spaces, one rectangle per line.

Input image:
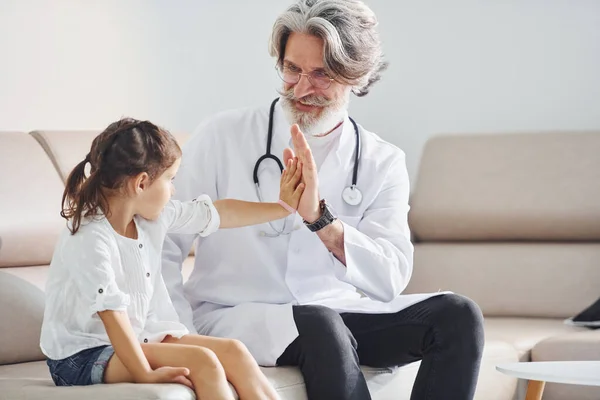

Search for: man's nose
xmin=293 ymin=74 xmax=315 ymax=99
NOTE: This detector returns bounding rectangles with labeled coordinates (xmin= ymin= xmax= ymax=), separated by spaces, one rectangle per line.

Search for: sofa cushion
xmin=409 ymin=132 xmax=600 ymax=241
xmin=0 ymin=271 xmax=46 ymax=364
xmin=406 ymin=243 xmax=600 ymax=318
xmin=0 ymin=375 xmax=196 ymax=400
xmin=376 ymin=340 xmax=519 ymax=400
xmin=484 ymin=317 xmax=586 ymax=361
xmin=0 ymin=354 xmax=517 ymax=400
xmin=3 ymin=265 xmax=49 ymax=291
xmin=532 ymin=330 xmax=600 ymax=362
xmin=0 ymin=361 xmax=412 ymax=400
xmin=531 ymin=331 xmax=600 ymax=400
xmin=0 ymin=132 xmax=65 ymax=268
xmin=473 ymin=341 xmax=519 ymax=400
xmin=484 ymin=317 xmax=587 ymax=399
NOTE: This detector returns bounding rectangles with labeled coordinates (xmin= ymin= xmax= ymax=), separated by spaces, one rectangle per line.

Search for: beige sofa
xmin=0 ymin=129 xmax=598 ymax=400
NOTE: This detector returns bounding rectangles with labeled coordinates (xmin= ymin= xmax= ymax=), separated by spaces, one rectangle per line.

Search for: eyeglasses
xmin=276 ymin=64 xmax=335 ymax=90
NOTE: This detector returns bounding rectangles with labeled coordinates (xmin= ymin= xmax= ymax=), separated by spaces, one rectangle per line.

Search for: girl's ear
xmin=132 ymin=172 xmax=150 ymax=194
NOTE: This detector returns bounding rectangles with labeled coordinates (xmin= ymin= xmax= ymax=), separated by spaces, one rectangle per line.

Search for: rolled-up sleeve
xmin=65 ymin=230 xmax=130 ymax=315
xmin=162 ymin=195 xmax=220 ymax=237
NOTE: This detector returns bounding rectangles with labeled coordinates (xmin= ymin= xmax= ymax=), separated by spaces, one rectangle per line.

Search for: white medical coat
xmin=161 ymin=101 xmax=442 ymax=366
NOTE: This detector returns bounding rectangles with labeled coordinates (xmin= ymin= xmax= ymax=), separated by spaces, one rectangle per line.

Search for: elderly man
xmin=162 ymin=1 xmax=484 ymax=399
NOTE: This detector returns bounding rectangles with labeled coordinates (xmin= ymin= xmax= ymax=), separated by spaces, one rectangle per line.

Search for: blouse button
xmin=143 ymin=338 xmax=148 ymax=343
xmin=98 ymin=288 xmax=103 ymax=294
xmin=139 ymin=243 xmax=143 ymax=249
xmin=146 ymin=272 xmax=150 ymax=278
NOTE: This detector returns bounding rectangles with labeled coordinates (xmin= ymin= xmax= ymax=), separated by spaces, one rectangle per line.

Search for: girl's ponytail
xmin=60 ymin=153 xmax=106 ymax=234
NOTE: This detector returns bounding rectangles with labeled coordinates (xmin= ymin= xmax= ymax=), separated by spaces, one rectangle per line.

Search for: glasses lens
xmin=307 ymin=69 xmax=334 ymax=89
xmin=276 ymin=66 xmax=299 ymax=85
xmin=308 ymin=74 xmax=332 ymax=89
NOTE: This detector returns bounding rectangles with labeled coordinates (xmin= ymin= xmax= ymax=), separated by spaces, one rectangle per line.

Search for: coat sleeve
xmin=331 ymin=152 xmax=414 ymax=302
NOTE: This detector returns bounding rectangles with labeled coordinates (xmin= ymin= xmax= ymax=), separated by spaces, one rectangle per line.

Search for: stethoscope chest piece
xmin=342 ymin=185 xmax=362 ymax=206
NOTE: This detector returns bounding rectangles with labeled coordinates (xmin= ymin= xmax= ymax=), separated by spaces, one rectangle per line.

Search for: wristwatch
xmin=303 ymin=199 xmax=337 ymax=232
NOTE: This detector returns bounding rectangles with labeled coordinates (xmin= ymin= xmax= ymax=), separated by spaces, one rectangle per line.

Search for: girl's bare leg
xmin=164 ymin=334 xmax=280 ymax=400
xmin=103 ymin=342 xmax=235 ymax=400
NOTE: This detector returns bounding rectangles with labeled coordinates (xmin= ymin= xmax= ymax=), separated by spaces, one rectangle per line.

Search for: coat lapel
xmin=318 ymin=114 xmax=357 ymax=210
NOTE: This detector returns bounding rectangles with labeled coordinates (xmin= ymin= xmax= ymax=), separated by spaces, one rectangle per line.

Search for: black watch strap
xmin=303 ymin=199 xmax=337 ymax=232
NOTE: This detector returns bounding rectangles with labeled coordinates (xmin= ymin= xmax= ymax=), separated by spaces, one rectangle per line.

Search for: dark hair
xmin=61 ymin=118 xmax=182 ymax=234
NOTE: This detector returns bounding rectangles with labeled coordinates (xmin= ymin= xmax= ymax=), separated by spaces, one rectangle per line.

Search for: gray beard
xmin=279 ymin=93 xmax=349 ymax=137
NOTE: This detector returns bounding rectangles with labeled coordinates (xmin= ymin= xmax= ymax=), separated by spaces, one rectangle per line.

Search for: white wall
xmin=1 ymin=0 xmax=599 ymax=180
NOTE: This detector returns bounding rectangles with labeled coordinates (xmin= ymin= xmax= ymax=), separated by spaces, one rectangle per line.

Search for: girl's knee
xmin=225 ymin=339 xmax=249 ymax=354
xmin=220 ymin=339 xmax=255 ymax=363
xmin=188 ymin=346 xmax=223 ymax=372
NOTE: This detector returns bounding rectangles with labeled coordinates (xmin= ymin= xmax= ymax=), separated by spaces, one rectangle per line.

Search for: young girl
xmin=40 ymin=118 xmax=304 ymax=400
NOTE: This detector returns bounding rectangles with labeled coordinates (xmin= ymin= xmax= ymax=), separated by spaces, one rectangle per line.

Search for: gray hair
xmin=269 ymin=0 xmax=388 ymax=97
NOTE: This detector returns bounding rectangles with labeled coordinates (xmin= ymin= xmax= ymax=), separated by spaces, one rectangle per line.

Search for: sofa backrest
xmin=0 ymin=132 xmax=65 ymax=268
xmin=31 ymin=130 xmax=192 ymax=183
xmin=406 ymin=132 xmax=600 ymax=318
xmin=31 ymin=130 xmax=100 ymax=182
xmin=409 ymin=132 xmax=600 ymax=241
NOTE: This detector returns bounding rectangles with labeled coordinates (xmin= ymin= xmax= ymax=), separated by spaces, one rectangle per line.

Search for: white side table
xmin=496 ymin=361 xmax=600 ymax=400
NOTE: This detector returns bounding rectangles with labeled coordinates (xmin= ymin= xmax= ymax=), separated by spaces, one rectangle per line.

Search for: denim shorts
xmin=47 ymin=345 xmax=114 ymax=386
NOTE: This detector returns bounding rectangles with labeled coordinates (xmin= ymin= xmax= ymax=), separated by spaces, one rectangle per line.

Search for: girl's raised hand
xmin=279 ymin=157 xmax=304 ymax=213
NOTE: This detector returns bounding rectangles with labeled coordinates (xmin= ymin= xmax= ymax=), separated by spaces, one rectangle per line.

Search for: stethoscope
xmin=253 ymin=98 xmax=362 ymax=236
